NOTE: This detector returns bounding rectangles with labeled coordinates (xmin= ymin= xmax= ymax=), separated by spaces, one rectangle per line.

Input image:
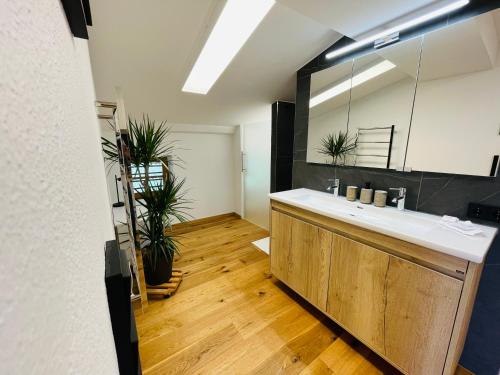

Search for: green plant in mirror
xmin=318 ymin=131 xmax=357 ymax=165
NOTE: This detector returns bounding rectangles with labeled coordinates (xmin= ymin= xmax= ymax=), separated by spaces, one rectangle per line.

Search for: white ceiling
xmin=275 ymin=0 xmax=439 ymax=37
xmin=88 ymin=0 xmax=450 ymax=126
xmin=419 ymin=8 xmax=500 ymax=81
xmin=89 ymin=0 xmax=339 ymax=126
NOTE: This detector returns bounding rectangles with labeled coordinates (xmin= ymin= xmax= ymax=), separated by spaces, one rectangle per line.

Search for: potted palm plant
xmin=102 ymin=115 xmax=190 ymax=285
xmin=136 ymin=174 xmax=189 ymax=284
xmin=318 ymin=131 xmax=357 ymax=165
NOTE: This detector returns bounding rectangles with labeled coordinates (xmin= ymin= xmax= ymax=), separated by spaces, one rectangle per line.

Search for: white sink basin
xmin=293 ymin=193 xmax=431 ymax=231
xmin=269 ymin=188 xmax=497 ymax=263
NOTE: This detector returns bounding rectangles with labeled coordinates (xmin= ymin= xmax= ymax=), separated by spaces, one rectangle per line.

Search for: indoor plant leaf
xmin=318 ymin=131 xmax=358 ymax=165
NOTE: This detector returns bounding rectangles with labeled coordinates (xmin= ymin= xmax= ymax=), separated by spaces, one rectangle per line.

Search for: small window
xmin=131 ymin=162 xmax=163 ymax=192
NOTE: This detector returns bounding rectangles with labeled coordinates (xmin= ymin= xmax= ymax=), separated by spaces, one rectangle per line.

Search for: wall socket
xmin=467 ymin=203 xmax=500 ymax=223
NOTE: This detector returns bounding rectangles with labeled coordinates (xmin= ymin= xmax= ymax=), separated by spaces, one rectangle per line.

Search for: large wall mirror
xmin=348 ymin=37 xmax=422 ymax=169
xmin=307 ymin=60 xmax=353 ymax=164
xmin=405 ymin=8 xmax=500 ymax=176
xmin=306 ymin=37 xmax=423 ymax=168
xmin=306 ymin=7 xmax=500 ymax=177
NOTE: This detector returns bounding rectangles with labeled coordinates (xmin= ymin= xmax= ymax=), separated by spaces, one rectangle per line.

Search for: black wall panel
xmin=271 ymin=101 xmax=295 ymax=193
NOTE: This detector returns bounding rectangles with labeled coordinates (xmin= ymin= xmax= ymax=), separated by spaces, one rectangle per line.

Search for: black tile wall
xmin=275 ymin=102 xmax=295 ymax=158
xmin=293 ymin=162 xmax=500 ymax=216
xmin=417 ymin=172 xmax=500 ymax=218
xmin=289 ymin=4 xmax=500 ymax=372
xmin=293 ymin=161 xmax=424 ymax=210
xmin=292 ymin=75 xmax=310 ymax=163
xmin=275 ymin=158 xmax=293 ymax=193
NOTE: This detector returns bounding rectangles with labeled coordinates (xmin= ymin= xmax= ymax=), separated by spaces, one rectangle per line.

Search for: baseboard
xmin=171 ymin=212 xmax=241 ymax=230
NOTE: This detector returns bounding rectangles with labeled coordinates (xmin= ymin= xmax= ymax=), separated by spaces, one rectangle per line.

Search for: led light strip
xmin=310 ymin=60 xmax=396 ymax=108
xmin=326 ymin=0 xmax=469 ymax=60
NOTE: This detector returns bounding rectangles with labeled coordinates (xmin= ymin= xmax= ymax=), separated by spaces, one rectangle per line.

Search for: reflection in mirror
xmin=306 ymin=60 xmax=353 ymax=164
xmin=405 ymin=8 xmax=500 ymax=177
xmin=347 ymin=37 xmax=423 ymax=169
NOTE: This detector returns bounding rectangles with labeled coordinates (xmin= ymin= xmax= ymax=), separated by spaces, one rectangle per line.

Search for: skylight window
xmin=182 ymin=0 xmax=275 ymax=95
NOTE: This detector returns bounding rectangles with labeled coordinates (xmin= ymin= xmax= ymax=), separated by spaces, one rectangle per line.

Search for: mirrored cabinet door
xmin=348 ymin=37 xmax=423 ymax=169
xmin=405 ymin=8 xmax=500 ymax=177
xmin=307 ymin=60 xmax=353 ymax=164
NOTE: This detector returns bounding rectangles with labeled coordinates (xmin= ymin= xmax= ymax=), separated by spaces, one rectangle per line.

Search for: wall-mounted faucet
xmin=390 ymin=187 xmax=406 ymax=211
xmin=327 ymin=178 xmax=340 ymax=197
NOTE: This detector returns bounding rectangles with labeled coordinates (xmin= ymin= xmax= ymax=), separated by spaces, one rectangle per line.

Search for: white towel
xmin=440 ymin=215 xmax=483 ymax=236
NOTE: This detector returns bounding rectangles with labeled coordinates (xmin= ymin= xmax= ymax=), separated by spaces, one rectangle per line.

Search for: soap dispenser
xmin=327 ymin=178 xmax=340 ymax=197
xmin=360 ymin=182 xmax=373 ymax=204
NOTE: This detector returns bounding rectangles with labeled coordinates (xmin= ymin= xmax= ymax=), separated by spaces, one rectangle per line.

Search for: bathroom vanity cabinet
xmin=270 ymin=200 xmax=485 ymax=375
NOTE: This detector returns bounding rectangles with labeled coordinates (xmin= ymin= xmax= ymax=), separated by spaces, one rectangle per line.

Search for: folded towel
xmin=440 ymin=215 xmax=483 ymax=236
xmin=441 ymin=215 xmax=459 ymax=223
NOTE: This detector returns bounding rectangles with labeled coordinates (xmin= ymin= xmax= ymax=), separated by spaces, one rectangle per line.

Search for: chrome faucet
xmin=390 ymin=187 xmax=406 ymax=211
xmin=327 ymin=178 xmax=340 ymax=197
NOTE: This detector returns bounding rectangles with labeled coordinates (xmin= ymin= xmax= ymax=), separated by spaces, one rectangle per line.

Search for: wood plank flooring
xmin=134 ymin=215 xmax=463 ymax=374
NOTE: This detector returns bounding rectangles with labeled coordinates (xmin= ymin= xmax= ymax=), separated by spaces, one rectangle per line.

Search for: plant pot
xmin=143 ymin=253 xmax=173 ymax=285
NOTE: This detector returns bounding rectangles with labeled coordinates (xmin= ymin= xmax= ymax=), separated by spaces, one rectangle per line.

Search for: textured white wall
xmin=0 ymin=1 xmax=119 ymax=374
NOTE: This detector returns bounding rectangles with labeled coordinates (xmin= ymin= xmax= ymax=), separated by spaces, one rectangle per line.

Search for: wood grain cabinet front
xmin=384 ymin=256 xmax=462 ymax=374
xmin=270 ymin=210 xmax=332 ymax=310
xmin=269 ymin=204 xmax=478 ymax=375
xmin=326 ymin=236 xmax=389 ymax=355
xmin=327 ymin=235 xmax=463 ymax=374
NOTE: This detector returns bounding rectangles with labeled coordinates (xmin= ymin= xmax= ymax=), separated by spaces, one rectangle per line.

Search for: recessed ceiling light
xmin=182 ymin=0 xmax=275 ymax=95
xmin=310 ymin=60 xmax=396 ymax=108
xmin=326 ymin=0 xmax=469 ymax=60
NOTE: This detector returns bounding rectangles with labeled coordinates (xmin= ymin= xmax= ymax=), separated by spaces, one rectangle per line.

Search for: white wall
xmin=348 ymin=78 xmax=415 ymax=169
xmin=307 ymin=78 xmax=415 ymax=169
xmin=307 ymin=104 xmax=350 ymax=164
xmin=0 ymin=1 xmax=118 ymax=374
xmin=406 ymin=65 xmax=500 ymax=176
xmin=169 ymin=125 xmax=238 ymax=220
xmin=242 ymin=117 xmax=272 ymax=230
xmin=99 ymin=123 xmax=240 ymax=220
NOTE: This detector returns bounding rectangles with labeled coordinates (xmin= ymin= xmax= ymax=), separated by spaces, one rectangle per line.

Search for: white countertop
xmin=269 ymin=188 xmax=497 ymax=263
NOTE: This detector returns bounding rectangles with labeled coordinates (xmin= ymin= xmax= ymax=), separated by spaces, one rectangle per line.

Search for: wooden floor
xmin=134 ymin=215 xmax=464 ymax=375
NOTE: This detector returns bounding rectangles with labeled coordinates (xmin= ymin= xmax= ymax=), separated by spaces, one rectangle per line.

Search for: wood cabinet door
xmin=384 ymin=256 xmax=463 ymax=375
xmin=270 ymin=210 xmax=293 ymax=283
xmin=270 ymin=210 xmax=333 ymax=310
xmin=327 ymin=235 xmax=390 ymax=354
xmin=327 ymin=235 xmax=463 ymax=374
